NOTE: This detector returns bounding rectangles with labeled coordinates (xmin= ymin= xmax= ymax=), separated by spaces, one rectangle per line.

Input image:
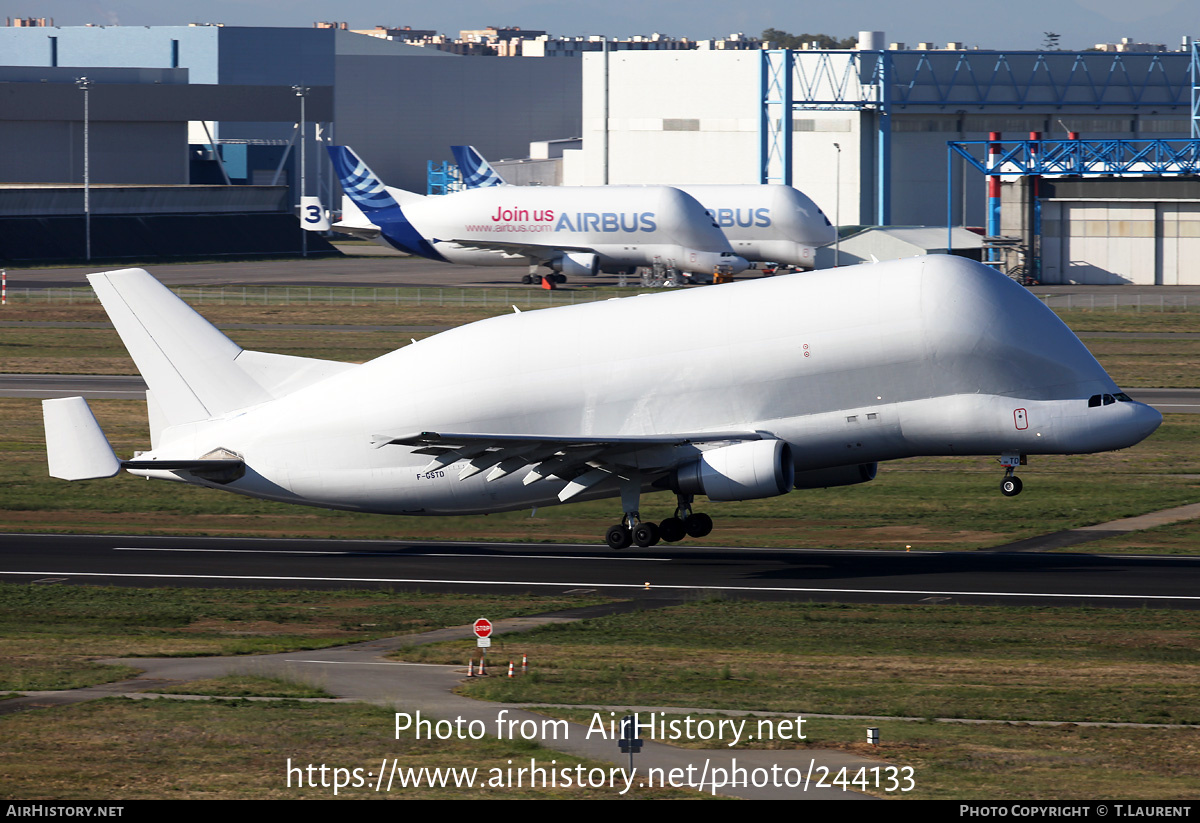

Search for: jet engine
xmin=792 ymin=462 xmax=877 ymax=489
xmin=672 ymin=440 xmax=794 ymax=501
xmin=550 ymin=252 xmax=599 ymax=277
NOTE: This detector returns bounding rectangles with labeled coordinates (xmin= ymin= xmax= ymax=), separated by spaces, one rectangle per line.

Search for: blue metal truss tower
xmin=762 ymin=48 xmax=1193 ymax=227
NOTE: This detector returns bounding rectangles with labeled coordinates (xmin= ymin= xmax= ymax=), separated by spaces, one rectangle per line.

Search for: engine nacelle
xmin=673 ymin=440 xmax=794 ymax=502
xmin=792 ymin=462 xmax=878 ymax=489
xmin=550 ymin=252 xmax=599 ymax=277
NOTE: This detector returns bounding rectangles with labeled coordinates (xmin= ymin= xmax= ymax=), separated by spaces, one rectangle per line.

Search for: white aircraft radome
xmin=328 ymin=145 xmax=748 ymax=282
xmin=452 ymin=145 xmax=838 ymax=270
xmin=44 ymin=257 xmax=1160 ymax=549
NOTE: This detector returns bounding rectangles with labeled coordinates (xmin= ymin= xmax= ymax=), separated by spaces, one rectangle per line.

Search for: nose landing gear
xmin=999 ymin=452 xmax=1025 ymax=497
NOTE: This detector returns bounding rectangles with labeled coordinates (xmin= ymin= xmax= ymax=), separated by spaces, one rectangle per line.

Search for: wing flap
xmin=374 ymin=430 xmax=763 ymax=487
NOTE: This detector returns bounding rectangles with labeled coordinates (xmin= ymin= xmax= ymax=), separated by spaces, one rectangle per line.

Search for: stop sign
xmin=473 ymin=618 xmax=493 ymax=639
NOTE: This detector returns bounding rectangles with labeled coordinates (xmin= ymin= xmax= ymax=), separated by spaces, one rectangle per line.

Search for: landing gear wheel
xmin=553 ymin=273 xmax=567 ymax=284
xmin=521 ymin=274 xmax=533 ymax=285
xmin=606 ymin=524 xmax=632 ymax=550
xmin=684 ymin=513 xmax=713 ymax=538
xmin=1001 ymin=476 xmax=1023 ymax=497
xmin=632 ymin=522 xmax=660 ymax=548
xmin=658 ymin=517 xmax=686 ymax=543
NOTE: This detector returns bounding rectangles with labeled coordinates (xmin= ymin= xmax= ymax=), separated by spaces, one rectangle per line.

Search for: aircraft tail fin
xmin=89 ymin=269 xmax=277 ymax=431
xmin=451 ymin=145 xmax=507 ymax=189
xmin=43 ymin=397 xmax=121 ymax=480
xmin=327 ymin=145 xmax=407 ymax=214
xmin=327 ymin=145 xmax=444 ymax=260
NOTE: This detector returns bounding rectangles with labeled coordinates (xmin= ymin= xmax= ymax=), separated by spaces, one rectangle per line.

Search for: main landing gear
xmin=999 ymin=452 xmax=1024 ymax=497
xmin=521 ymin=272 xmax=566 ymax=286
xmin=605 ymin=491 xmax=713 ymax=549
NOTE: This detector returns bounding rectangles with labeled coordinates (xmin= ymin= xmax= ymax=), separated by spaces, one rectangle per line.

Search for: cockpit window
xmin=1089 ymin=394 xmax=1120 ymax=408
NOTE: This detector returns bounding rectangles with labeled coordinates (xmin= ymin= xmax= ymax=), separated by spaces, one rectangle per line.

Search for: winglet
xmin=43 ymin=397 xmax=121 ymax=480
xmin=451 ymin=145 xmax=507 ymax=189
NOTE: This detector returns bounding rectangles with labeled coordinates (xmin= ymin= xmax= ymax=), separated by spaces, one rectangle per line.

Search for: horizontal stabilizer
xmin=43 ymin=397 xmax=120 ymax=480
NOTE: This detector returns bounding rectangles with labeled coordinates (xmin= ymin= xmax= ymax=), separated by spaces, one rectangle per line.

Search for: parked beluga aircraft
xmin=451 ymin=145 xmax=838 ymax=270
xmin=328 ymin=145 xmax=748 ymax=283
xmin=43 ymin=256 xmax=1160 ymax=549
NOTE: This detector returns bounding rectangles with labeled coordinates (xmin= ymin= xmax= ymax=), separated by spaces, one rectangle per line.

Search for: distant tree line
xmin=761 ymin=29 xmax=858 ymax=50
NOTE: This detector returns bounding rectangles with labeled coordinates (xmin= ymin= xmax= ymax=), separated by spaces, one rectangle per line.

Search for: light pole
xmin=293 ymin=85 xmax=309 ymax=258
xmin=832 ymin=142 xmax=841 ymax=267
xmin=76 ymin=76 xmax=91 ymax=262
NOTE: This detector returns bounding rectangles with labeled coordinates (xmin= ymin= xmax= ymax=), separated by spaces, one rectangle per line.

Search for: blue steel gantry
xmin=761 ymin=48 xmax=1194 ymax=226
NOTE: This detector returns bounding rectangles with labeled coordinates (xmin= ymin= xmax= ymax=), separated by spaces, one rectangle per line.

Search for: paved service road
xmin=1 ymin=249 xmax=630 ymax=290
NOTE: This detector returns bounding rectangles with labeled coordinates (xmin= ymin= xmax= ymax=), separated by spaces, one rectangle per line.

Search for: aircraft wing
xmin=371 ymin=430 xmax=764 ymax=502
xmin=332 ymin=222 xmax=381 ymax=241
xmin=443 ymin=238 xmax=599 ymax=263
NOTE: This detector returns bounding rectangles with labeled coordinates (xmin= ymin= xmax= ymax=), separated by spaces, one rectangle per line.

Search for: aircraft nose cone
xmin=1129 ymin=401 xmax=1163 ymax=444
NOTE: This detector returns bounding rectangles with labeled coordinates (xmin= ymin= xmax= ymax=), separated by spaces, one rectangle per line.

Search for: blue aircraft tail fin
xmin=327 ymin=145 xmax=443 ymax=261
xmin=451 ymin=145 xmax=507 ymax=189
xmin=327 ymin=145 xmax=402 ymax=214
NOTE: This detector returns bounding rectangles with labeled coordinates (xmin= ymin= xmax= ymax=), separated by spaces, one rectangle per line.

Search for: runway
xmin=3 ymin=532 xmax=1198 ymax=609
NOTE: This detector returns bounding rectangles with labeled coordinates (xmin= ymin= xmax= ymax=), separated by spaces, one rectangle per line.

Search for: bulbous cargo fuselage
xmin=675 ymin=184 xmax=837 ymax=269
xmin=141 ymin=256 xmax=1160 ymax=516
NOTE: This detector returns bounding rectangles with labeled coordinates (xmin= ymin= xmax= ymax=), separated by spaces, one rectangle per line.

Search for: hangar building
xmin=0 ymin=23 xmax=582 ymax=259
xmin=561 ymin=40 xmax=1197 ymax=284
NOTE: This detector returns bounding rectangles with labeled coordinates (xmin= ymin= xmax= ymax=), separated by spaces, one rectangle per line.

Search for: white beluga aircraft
xmin=44 ymin=257 xmax=1160 ymax=549
xmin=451 ymin=145 xmax=838 ymax=270
xmin=328 ymin=145 xmax=748 ymax=283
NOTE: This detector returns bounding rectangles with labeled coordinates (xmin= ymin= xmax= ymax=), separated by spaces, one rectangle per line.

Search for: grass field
xmin=530 ymin=709 xmax=1200 ymax=800
xmin=0 ymin=583 xmax=604 ymax=691
xmin=2 ymin=585 xmax=1197 ymax=800
xmin=0 ymin=698 xmax=699 ymax=799
xmin=400 ymin=600 xmax=1200 ymax=725
xmin=404 ymin=598 xmax=1200 ymax=798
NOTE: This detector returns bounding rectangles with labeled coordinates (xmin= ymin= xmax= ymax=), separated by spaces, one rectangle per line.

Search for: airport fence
xmin=2 ymin=285 xmax=1199 ymax=312
xmin=0 ymin=285 xmax=642 ymax=309
xmin=1036 ymin=293 xmax=1197 ymax=312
